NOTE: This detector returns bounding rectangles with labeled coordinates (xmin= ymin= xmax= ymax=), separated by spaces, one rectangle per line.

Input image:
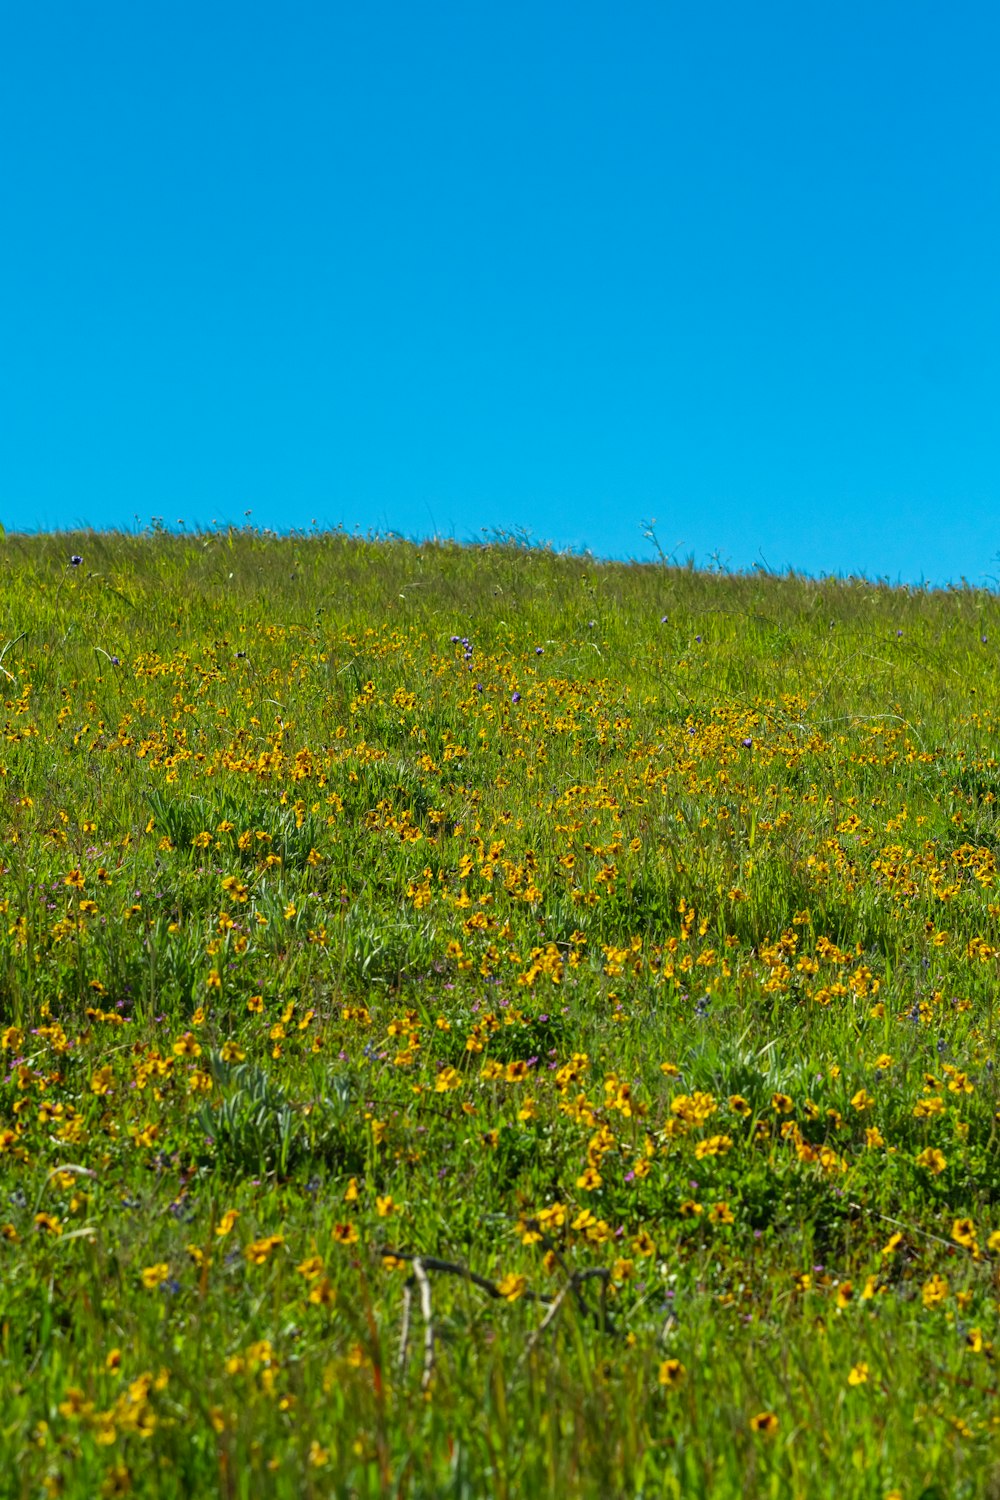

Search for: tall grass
xmin=1 ymin=526 xmax=1000 ymax=1497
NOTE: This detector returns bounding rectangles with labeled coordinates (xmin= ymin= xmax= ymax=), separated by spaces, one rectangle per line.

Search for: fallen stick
xmin=412 ymin=1257 xmax=435 ymax=1392
xmin=381 ymin=1246 xmax=617 ymax=1384
xmin=520 ymin=1267 xmax=612 ymax=1366
xmin=397 ymin=1279 xmax=413 ymax=1373
xmin=380 ymin=1248 xmax=550 ymax=1304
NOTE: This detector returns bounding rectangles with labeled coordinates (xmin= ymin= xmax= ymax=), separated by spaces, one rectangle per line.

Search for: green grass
xmin=3 ymin=525 xmax=1000 ymax=1497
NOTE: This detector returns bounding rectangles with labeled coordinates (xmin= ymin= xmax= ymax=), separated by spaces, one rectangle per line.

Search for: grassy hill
xmin=3 ymin=527 xmax=1000 ymax=1497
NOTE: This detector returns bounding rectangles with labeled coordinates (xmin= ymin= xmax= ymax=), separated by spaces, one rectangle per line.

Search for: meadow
xmin=3 ymin=526 xmax=1000 ymax=1499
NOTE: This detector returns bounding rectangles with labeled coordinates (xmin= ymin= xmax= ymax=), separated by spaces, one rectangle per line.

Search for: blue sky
xmin=3 ymin=1 xmax=998 ymax=583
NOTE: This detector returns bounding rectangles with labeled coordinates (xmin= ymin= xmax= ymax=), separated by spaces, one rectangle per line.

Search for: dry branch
xmin=381 ymin=1245 xmax=616 ymax=1386
xmin=380 ymin=1248 xmax=549 ymax=1304
xmin=412 ymin=1257 xmax=435 ymax=1392
xmin=398 ymin=1279 xmax=413 ymax=1373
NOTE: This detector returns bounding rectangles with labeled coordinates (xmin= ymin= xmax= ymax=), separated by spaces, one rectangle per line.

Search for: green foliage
xmin=196 ymin=1054 xmax=363 ymax=1181
xmin=4 ymin=527 xmax=1000 ymax=1496
xmin=196 ymin=1054 xmax=305 ymax=1177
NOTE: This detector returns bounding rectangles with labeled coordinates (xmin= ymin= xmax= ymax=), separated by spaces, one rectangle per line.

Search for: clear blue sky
xmin=3 ymin=1 xmax=998 ymax=583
